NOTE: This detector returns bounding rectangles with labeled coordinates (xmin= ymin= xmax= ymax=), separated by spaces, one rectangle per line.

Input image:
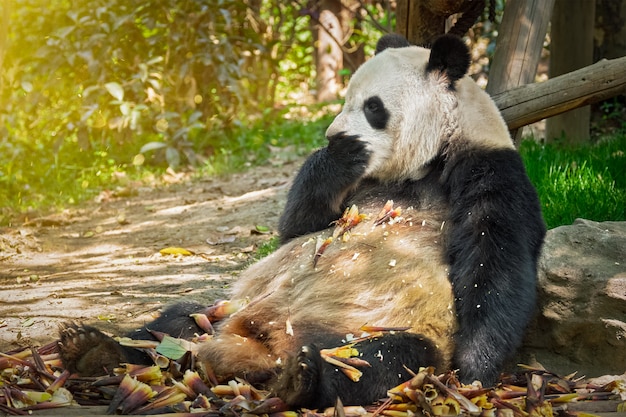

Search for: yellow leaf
xmin=334 ymin=346 xmax=360 ymax=358
xmin=159 ymin=247 xmax=194 ymax=256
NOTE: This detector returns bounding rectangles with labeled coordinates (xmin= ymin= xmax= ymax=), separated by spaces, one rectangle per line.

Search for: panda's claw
xmin=273 ymin=344 xmax=323 ymax=408
xmin=58 ymin=322 xmax=126 ymax=376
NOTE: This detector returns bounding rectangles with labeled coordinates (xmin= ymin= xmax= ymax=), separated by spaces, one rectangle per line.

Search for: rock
xmin=518 ymin=219 xmax=626 ymax=377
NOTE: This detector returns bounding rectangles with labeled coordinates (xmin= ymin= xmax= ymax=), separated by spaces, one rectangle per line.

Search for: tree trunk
xmin=485 ymin=0 xmax=554 ymax=145
xmin=545 ymin=0 xmax=596 ymax=144
xmin=314 ymin=0 xmax=344 ymax=102
xmin=340 ymin=0 xmax=364 ymax=73
xmin=594 ymin=0 xmax=626 ymax=61
xmin=396 ymin=0 xmax=467 ymax=45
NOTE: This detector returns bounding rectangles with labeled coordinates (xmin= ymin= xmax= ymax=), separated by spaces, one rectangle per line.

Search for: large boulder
xmin=519 ymin=219 xmax=626 ymax=377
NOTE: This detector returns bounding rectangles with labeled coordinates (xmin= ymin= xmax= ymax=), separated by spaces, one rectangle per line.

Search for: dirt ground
xmin=0 ymin=161 xmax=299 ymax=352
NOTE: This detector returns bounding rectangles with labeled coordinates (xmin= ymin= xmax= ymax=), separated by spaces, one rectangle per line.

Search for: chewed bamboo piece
xmin=1 ymin=336 xmax=625 ymax=415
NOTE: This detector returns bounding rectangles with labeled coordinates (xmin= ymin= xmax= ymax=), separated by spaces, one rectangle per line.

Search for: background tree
xmin=0 ymin=2 xmax=8 ymax=95
xmin=595 ymin=0 xmax=626 ymax=60
xmin=592 ymin=0 xmax=626 ymax=136
xmin=485 ymin=0 xmax=553 ymax=144
xmin=396 ymin=0 xmax=488 ymax=45
xmin=305 ymin=0 xmax=392 ymax=101
xmin=0 ymin=0 xmax=314 ymax=169
xmin=312 ymin=0 xmax=346 ymax=101
xmin=545 ymin=0 xmax=596 ymax=144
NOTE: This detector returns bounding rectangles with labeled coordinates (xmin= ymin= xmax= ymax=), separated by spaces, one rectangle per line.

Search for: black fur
xmin=363 ymin=95 xmax=390 ymax=130
xmin=274 ymin=142 xmax=544 ymax=393
xmin=59 ymin=301 xmax=207 ymax=376
xmin=126 ymin=301 xmax=207 ymax=341
xmin=375 ymin=33 xmax=411 ymax=54
xmin=425 ymin=34 xmax=470 ymax=86
xmin=275 ymin=333 xmax=443 ymax=409
xmin=58 ymin=323 xmax=129 ymax=376
xmin=441 ymin=147 xmax=545 ymax=384
xmin=278 ymin=133 xmax=371 ymax=242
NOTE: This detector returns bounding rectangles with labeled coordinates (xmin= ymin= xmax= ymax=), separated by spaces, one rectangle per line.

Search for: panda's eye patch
xmin=363 ymin=96 xmax=389 ymax=130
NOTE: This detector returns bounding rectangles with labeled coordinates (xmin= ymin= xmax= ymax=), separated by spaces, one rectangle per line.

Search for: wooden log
xmin=492 ymin=56 xmax=626 ymax=130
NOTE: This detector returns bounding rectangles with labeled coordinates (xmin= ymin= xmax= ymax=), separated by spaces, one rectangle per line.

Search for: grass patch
xmin=520 ymin=134 xmax=626 ymax=229
xmin=254 ymin=236 xmax=281 ymax=260
xmin=197 ymin=110 xmax=332 ymax=176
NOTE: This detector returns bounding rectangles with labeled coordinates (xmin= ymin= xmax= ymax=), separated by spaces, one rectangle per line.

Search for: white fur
xmin=326 ymin=45 xmax=513 ymax=182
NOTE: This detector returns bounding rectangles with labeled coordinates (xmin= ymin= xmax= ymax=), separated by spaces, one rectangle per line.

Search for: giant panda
xmin=58 ymin=34 xmax=545 ymax=409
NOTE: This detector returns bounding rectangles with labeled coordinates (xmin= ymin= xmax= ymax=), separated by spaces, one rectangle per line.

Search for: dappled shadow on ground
xmin=0 ymin=162 xmax=298 ymax=350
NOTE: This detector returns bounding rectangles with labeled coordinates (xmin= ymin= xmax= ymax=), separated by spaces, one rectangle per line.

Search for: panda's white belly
xmin=230 ymin=205 xmax=457 ymax=364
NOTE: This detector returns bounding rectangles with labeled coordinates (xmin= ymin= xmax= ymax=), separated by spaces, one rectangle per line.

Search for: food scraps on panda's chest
xmin=313 ymin=200 xmax=403 ymax=267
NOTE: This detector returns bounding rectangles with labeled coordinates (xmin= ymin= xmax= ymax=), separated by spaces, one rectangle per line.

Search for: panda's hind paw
xmin=273 ymin=345 xmax=322 ymax=408
xmin=294 ymin=345 xmax=320 ymax=391
xmin=58 ymin=322 xmax=126 ymax=376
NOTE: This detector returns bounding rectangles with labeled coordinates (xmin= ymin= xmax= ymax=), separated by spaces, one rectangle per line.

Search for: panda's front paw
xmin=327 ymin=133 xmax=371 ymax=168
xmin=58 ymin=322 xmax=126 ymax=376
xmin=273 ymin=345 xmax=322 ymax=408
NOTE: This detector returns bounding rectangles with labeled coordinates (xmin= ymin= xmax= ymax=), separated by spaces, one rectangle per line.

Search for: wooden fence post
xmin=485 ymin=0 xmax=555 ymax=144
xmin=545 ymin=0 xmax=596 ymax=144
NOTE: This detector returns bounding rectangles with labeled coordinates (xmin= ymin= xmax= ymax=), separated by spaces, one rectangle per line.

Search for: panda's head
xmin=326 ymin=34 xmax=513 ymax=182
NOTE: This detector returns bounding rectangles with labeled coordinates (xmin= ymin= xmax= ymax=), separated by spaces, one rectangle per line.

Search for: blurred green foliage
xmin=0 ymin=0 xmax=623 ymax=230
xmin=0 ymin=0 xmax=323 ymax=222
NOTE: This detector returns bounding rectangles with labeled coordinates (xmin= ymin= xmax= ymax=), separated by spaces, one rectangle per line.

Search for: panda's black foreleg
xmin=58 ymin=301 xmax=207 ymax=376
xmin=278 ymin=133 xmax=371 ymax=242
xmin=274 ymin=332 xmax=442 ymax=409
xmin=443 ymin=148 xmax=546 ymax=386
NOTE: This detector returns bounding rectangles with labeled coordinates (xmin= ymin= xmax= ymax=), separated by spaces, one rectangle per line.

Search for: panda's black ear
xmin=375 ymin=34 xmax=411 ymax=55
xmin=426 ymin=34 xmax=470 ymax=85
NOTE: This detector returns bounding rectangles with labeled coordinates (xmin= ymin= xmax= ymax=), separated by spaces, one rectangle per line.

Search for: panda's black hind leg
xmin=275 ymin=333 xmax=443 ymax=409
xmin=58 ymin=323 xmax=131 ymax=376
xmin=58 ymin=301 xmax=208 ymax=376
xmin=273 ymin=344 xmax=326 ymax=409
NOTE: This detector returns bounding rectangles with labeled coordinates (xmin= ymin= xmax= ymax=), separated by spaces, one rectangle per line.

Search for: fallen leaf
xmin=159 ymin=247 xmax=194 ymax=256
xmin=21 ymin=317 xmax=36 ymax=327
xmin=253 ymin=225 xmax=270 ymax=234
xmin=206 ymin=236 xmax=236 ymax=245
xmin=156 ymin=335 xmax=194 ymax=360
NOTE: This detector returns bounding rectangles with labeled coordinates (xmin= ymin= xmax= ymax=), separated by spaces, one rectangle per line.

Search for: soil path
xmin=0 ymin=161 xmax=299 ymax=351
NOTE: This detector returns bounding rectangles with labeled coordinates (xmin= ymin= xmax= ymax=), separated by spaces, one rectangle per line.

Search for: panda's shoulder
xmin=444 ymin=144 xmax=544 ymax=231
xmin=446 ymin=145 xmax=530 ymax=188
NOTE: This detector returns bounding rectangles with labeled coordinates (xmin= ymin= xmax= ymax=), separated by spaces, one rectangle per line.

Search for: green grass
xmin=519 ymin=134 xmax=626 ymax=229
xmin=254 ymin=236 xmax=281 ymax=260
xmin=197 ymin=110 xmax=332 ymax=176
